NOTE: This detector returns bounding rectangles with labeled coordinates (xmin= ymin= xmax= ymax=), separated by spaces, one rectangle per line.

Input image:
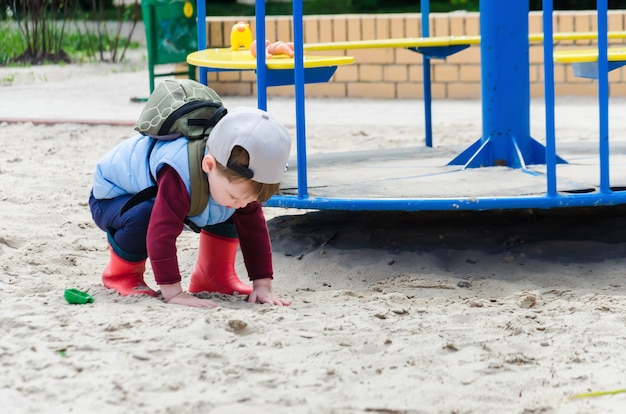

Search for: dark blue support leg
xmin=449 ymin=135 xmax=566 ymax=169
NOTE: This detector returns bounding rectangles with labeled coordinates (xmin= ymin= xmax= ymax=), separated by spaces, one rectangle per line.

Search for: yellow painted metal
xmin=554 ymin=47 xmax=626 ymax=63
xmin=530 ymin=30 xmax=626 ymax=42
xmin=187 ymin=30 xmax=626 ymax=69
xmin=187 ymin=48 xmax=354 ymax=70
xmin=303 ymin=31 xmax=626 ymax=52
xmin=303 ymin=35 xmax=481 ymax=51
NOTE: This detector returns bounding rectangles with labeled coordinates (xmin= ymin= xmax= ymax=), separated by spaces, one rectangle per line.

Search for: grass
xmin=1 ymin=73 xmax=15 ymax=85
xmin=0 ymin=23 xmax=25 ymax=65
xmin=61 ymin=31 xmax=140 ymax=63
xmin=0 ymin=22 xmax=140 ymax=66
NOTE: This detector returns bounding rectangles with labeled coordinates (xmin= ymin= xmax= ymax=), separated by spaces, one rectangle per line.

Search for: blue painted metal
xmin=193 ymin=1 xmax=625 ymax=212
xmin=254 ymin=1 xmax=268 ymax=111
xmin=597 ymin=0 xmax=611 ymax=194
xmin=196 ymin=0 xmax=207 ymax=84
xmin=447 ymin=0 xmax=566 ymax=170
xmin=411 ymin=44 xmax=471 ymax=59
xmin=421 ymin=1 xmax=432 ymax=148
xmin=264 ymin=66 xmax=338 ymax=87
xmin=201 ymin=66 xmax=339 ymax=86
xmin=542 ymin=0 xmax=558 ymax=197
xmin=292 ymin=0 xmax=309 ymax=200
xmin=572 ymin=61 xmax=626 ymax=78
xmin=265 ymin=192 xmax=626 ymax=211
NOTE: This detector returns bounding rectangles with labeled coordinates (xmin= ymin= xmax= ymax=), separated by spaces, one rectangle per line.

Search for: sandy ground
xmin=1 ymin=50 xmax=626 ymax=414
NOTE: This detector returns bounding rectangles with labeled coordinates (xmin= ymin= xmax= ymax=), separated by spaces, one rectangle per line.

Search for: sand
xmin=1 ymin=53 xmax=626 ymax=414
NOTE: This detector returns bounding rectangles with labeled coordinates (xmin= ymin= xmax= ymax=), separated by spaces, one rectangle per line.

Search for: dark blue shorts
xmin=89 ymin=192 xmax=153 ymax=256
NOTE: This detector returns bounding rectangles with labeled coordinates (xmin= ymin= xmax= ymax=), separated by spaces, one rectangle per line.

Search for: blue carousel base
xmin=265 ymin=143 xmax=626 ymax=212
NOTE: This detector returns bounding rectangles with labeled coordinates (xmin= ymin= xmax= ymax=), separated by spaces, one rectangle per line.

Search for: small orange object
xmin=267 ymin=41 xmax=295 ymax=58
xmin=250 ymin=40 xmax=271 ymax=58
xmin=250 ymin=40 xmax=295 ymax=58
xmin=231 ymin=21 xmax=252 ymax=51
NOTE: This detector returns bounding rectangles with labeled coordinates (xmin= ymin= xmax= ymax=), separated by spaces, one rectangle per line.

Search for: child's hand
xmin=248 ymin=278 xmax=291 ymax=306
xmin=161 ymin=282 xmax=219 ymax=308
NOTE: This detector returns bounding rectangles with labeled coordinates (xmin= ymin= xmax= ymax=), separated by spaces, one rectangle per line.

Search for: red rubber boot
xmin=102 ymin=246 xmax=157 ymax=297
xmin=188 ymin=231 xmax=253 ymax=295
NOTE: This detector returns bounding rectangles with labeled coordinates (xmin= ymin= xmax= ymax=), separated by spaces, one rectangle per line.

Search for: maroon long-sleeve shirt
xmin=146 ymin=165 xmax=273 ymax=285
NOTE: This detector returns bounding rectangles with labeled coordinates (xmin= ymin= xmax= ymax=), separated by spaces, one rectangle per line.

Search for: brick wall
xmin=200 ymin=11 xmax=626 ymax=99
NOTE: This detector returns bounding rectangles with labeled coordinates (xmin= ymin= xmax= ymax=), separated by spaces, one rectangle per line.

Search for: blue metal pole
xmin=597 ymin=0 xmax=610 ymax=193
xmin=421 ymin=1 xmax=432 ymax=148
xmin=448 ymin=0 xmax=565 ymax=169
xmin=542 ymin=0 xmax=558 ymax=196
xmin=293 ymin=0 xmax=308 ymax=199
xmin=480 ymin=0 xmax=530 ymax=162
xmin=255 ymin=0 xmax=267 ymax=110
xmin=196 ymin=0 xmax=208 ymax=84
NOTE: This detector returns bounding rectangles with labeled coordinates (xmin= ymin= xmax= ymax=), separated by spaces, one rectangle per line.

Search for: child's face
xmin=203 ymin=155 xmax=257 ymax=209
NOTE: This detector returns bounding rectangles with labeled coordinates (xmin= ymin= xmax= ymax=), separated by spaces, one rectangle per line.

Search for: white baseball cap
xmin=208 ymin=106 xmax=292 ymax=184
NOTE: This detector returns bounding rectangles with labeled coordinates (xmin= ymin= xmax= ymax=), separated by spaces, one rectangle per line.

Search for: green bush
xmin=3 ymin=0 xmax=141 ymax=66
xmin=0 ymin=23 xmax=25 ymax=65
xmin=61 ymin=30 xmax=139 ymax=63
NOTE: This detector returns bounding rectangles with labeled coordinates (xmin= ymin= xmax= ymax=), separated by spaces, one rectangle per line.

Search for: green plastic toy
xmin=64 ymin=289 xmax=94 ymax=304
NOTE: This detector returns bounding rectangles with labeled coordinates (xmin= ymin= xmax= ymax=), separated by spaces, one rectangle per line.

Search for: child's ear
xmin=202 ymin=154 xmax=216 ymax=173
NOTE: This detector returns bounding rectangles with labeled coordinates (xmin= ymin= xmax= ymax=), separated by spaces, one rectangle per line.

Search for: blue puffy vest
xmin=92 ymin=134 xmax=235 ymax=228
